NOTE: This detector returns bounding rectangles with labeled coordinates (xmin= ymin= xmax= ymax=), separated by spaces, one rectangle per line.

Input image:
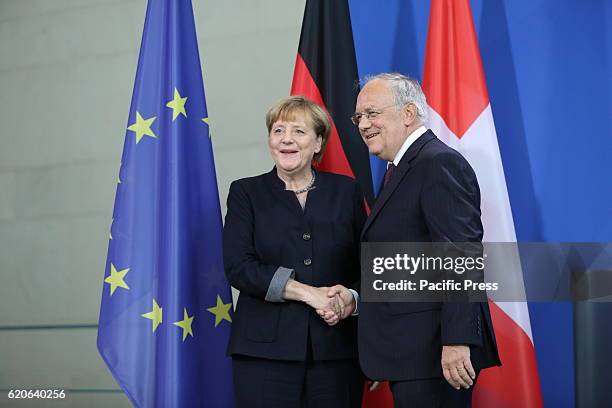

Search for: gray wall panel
xmin=0 ymin=0 xmax=303 ymax=398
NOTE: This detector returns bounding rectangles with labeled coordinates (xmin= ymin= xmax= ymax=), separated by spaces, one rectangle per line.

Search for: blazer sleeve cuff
xmin=348 ymin=289 xmax=360 ymax=316
xmin=264 ymin=267 xmax=295 ymax=302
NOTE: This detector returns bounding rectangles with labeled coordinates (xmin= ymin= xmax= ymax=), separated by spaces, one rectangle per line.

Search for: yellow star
xmin=141 ymin=299 xmax=163 ymax=332
xmin=173 ymin=307 xmax=194 ymax=341
xmin=202 ymin=117 xmax=211 ymax=138
xmin=104 ymin=263 xmax=130 ymax=296
xmin=206 ymin=295 xmax=232 ymax=327
xmin=166 ymin=88 xmax=187 ymax=121
xmin=127 ymin=112 xmax=156 ymax=144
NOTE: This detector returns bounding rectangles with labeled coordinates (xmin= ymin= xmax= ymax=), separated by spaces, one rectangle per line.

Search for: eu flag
xmin=97 ymin=1 xmax=234 ymax=406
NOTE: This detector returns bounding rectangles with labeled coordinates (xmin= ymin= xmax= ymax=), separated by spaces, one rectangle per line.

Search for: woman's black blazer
xmin=223 ymin=168 xmax=366 ymax=361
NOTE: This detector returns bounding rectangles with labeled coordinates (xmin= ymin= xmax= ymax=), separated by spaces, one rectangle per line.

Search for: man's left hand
xmin=441 ymin=345 xmax=475 ymax=390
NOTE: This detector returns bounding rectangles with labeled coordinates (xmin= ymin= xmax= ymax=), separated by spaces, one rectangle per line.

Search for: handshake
xmin=310 ymin=284 xmax=356 ymax=326
xmin=283 ymin=279 xmax=357 ymax=326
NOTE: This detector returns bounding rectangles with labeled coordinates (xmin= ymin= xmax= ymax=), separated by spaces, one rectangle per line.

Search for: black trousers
xmin=390 ymin=372 xmax=480 ymax=408
xmin=232 ymin=355 xmax=363 ymax=408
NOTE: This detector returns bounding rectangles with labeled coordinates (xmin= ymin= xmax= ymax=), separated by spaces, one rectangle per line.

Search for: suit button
xmin=302 ymin=232 xmax=311 ymax=241
xmin=303 ymin=258 xmax=312 ymax=266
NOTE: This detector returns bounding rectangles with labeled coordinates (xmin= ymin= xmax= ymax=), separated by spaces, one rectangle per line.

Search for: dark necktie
xmin=383 ymin=163 xmax=396 ymax=187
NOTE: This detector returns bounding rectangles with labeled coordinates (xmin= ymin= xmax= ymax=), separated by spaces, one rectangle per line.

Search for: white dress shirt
xmin=391 ymin=125 xmax=428 ymax=167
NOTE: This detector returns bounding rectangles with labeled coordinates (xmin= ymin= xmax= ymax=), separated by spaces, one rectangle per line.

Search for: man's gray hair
xmin=363 ymin=73 xmax=428 ymax=123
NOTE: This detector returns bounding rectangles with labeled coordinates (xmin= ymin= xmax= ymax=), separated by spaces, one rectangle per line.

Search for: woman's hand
xmin=305 ymin=286 xmax=342 ymax=315
xmin=283 ymin=280 xmax=341 ymax=315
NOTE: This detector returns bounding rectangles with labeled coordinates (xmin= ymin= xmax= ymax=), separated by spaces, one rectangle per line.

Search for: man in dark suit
xmin=329 ymin=73 xmax=500 ymax=407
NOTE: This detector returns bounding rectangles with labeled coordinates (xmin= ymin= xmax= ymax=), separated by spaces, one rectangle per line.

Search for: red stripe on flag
xmin=422 ymin=0 xmax=489 ymax=138
xmin=473 ymin=302 xmax=544 ymax=408
xmin=291 ymin=54 xmax=355 ymax=178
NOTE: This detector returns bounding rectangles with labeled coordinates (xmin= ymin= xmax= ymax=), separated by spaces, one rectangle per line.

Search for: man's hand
xmin=316 ymin=285 xmax=355 ymax=326
xmin=441 ymin=345 xmax=475 ymax=390
xmin=367 ymin=381 xmax=381 ymax=391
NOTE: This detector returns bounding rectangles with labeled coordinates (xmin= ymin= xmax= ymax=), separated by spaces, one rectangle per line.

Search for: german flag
xmin=290 ymin=0 xmax=374 ymax=207
xmin=291 ymin=4 xmax=391 ymax=406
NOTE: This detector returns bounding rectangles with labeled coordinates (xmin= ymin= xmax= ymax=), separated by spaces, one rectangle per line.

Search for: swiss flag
xmin=423 ymin=0 xmax=544 ymax=407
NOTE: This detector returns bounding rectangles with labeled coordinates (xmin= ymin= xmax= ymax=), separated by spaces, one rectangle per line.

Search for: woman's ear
xmin=315 ymin=135 xmax=322 ymax=153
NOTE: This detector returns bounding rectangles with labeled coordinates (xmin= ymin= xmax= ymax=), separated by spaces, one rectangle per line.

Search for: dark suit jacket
xmin=359 ymin=130 xmax=501 ymax=381
xmin=223 ymin=168 xmax=366 ymax=361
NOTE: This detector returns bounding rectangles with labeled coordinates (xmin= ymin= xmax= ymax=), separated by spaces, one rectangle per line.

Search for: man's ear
xmin=403 ymin=103 xmax=418 ymax=126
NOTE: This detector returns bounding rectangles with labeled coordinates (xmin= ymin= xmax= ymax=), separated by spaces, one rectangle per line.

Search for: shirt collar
xmin=390 ymin=126 xmax=427 ymax=167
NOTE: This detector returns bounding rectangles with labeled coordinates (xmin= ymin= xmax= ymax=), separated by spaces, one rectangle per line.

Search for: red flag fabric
xmin=423 ymin=1 xmax=544 ymax=407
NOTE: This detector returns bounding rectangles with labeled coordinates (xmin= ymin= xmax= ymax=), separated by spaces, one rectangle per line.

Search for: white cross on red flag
xmin=423 ymin=0 xmax=544 ymax=406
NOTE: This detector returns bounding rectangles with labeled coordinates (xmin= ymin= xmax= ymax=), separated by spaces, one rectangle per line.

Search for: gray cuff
xmin=348 ymin=289 xmax=360 ymax=316
xmin=265 ymin=267 xmax=295 ymax=302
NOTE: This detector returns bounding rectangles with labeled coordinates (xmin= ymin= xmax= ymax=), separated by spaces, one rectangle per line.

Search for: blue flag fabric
xmin=97 ymin=1 xmax=234 ymax=406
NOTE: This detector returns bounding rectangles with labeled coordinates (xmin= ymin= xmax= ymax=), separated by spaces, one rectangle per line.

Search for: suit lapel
xmin=361 ymin=131 xmax=436 ymax=239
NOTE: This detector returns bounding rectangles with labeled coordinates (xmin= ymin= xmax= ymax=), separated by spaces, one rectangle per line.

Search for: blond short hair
xmin=266 ymin=95 xmax=331 ymax=162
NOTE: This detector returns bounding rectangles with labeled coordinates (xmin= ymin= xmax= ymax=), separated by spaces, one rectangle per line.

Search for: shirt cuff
xmin=264 ymin=267 xmax=295 ymax=302
xmin=348 ymin=288 xmax=360 ymax=316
